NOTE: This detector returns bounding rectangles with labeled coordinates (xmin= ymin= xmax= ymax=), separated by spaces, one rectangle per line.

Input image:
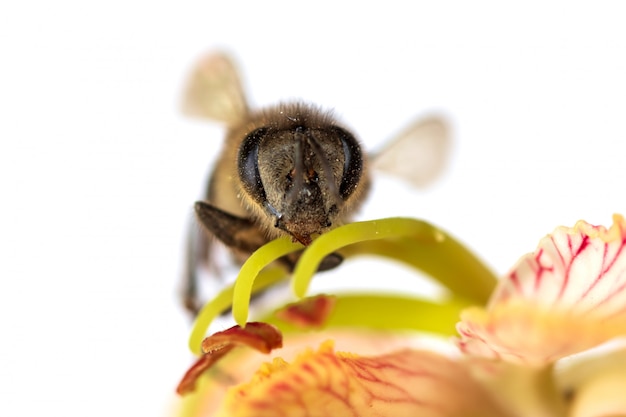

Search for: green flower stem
xmin=340 ymin=238 xmax=495 ymax=304
xmin=190 ymin=217 xmax=497 ymax=351
xmin=231 ymin=237 xmax=303 ymax=327
xmin=293 ymin=218 xmax=497 ymax=304
xmin=265 ymin=293 xmax=471 ymax=336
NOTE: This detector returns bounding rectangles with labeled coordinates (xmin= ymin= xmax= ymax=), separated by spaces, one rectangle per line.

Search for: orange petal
xmin=214 ymin=341 xmax=507 ymax=417
xmin=175 ymin=331 xmax=496 ymax=417
xmin=458 ymin=215 xmax=626 ymax=366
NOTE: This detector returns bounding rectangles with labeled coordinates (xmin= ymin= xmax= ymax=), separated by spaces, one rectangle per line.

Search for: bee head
xmin=237 ymin=103 xmax=366 ymax=245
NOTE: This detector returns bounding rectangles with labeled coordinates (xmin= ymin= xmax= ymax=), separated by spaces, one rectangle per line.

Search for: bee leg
xmin=188 ymin=202 xmax=344 ymax=317
xmin=196 ymin=202 xmax=344 ymax=273
xmin=278 ymin=250 xmax=343 ymax=272
xmin=317 ymin=252 xmax=344 ymax=270
xmin=181 ymin=202 xmax=268 ymax=318
xmin=194 ymin=201 xmax=267 ymax=254
xmin=181 ymin=219 xmax=208 ymax=316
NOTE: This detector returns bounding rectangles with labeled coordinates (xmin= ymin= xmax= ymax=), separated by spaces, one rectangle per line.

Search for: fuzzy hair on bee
xmin=181 ymin=52 xmax=450 ymax=315
xmin=210 ymin=102 xmax=369 ymax=245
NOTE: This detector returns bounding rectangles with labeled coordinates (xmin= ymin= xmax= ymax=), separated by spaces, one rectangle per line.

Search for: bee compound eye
xmin=237 ymin=128 xmax=267 ymax=204
xmin=333 ymin=127 xmax=363 ymax=199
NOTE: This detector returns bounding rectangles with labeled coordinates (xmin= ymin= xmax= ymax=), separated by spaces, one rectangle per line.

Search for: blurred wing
xmin=371 ymin=116 xmax=451 ymax=188
xmin=181 ymin=52 xmax=249 ymax=125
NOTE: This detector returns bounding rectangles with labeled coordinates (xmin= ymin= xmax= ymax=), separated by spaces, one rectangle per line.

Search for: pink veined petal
xmin=458 ymin=215 xmax=626 ymax=366
xmin=214 ymin=341 xmax=508 ymax=417
xmin=175 ymin=331 xmax=456 ymax=417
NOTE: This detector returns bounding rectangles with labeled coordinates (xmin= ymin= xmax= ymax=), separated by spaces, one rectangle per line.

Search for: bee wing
xmin=181 ymin=52 xmax=249 ymax=124
xmin=370 ymin=116 xmax=451 ymax=188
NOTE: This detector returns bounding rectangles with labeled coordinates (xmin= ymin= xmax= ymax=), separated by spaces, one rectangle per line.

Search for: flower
xmin=213 ymin=340 xmax=508 ymax=417
xmin=457 ymin=214 xmax=626 ymax=366
xmin=174 ymin=215 xmax=626 ymax=417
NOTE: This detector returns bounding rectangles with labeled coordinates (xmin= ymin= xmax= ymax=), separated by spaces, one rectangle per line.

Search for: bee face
xmin=236 ymin=103 xmax=367 ymax=245
xmin=181 ymin=52 xmax=449 ymax=316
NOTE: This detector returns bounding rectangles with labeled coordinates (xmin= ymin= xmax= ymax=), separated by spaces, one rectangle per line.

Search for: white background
xmin=1 ymin=2 xmax=625 ymax=416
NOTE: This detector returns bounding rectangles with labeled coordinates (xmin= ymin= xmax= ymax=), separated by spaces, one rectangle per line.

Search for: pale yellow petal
xmin=558 ymin=344 xmax=626 ymax=417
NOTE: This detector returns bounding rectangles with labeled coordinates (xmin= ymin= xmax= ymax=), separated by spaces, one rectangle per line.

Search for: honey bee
xmin=181 ymin=52 xmax=450 ymax=315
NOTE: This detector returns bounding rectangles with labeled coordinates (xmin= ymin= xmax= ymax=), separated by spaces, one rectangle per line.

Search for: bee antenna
xmin=305 ymin=131 xmax=339 ymax=200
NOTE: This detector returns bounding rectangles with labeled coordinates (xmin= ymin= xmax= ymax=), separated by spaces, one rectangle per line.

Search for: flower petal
xmin=175 ymin=331 xmax=494 ymax=417
xmin=214 ymin=341 xmax=507 ymax=417
xmin=458 ymin=215 xmax=626 ymax=365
